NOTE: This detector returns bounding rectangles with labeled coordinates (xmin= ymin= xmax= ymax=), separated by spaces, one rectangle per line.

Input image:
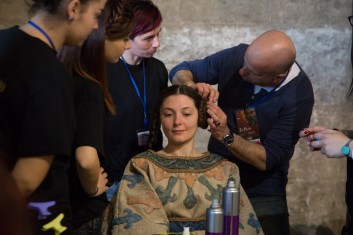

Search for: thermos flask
xmin=222 ymin=179 xmax=239 ymax=235
xmin=206 ymin=198 xmax=224 ymax=235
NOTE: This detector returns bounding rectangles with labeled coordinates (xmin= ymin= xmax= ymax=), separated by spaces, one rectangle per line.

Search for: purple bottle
xmin=206 ymin=199 xmax=224 ymax=235
xmin=222 ymin=180 xmax=239 ymax=235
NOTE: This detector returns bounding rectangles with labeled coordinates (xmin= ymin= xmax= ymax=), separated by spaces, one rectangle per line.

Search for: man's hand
xmin=206 ymin=101 xmax=229 ymax=140
xmin=194 ymin=83 xmax=219 ymax=103
xmin=172 ymin=70 xmax=219 ymax=102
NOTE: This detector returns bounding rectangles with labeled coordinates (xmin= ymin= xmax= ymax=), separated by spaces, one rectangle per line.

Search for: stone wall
xmin=1 ymin=0 xmax=352 ymax=234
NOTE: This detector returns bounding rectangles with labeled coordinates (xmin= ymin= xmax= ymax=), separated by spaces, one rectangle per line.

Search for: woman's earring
xmin=67 ymin=16 xmax=74 ymax=22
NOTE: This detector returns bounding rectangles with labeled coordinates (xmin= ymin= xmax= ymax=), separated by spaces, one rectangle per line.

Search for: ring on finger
xmin=214 ymin=121 xmax=221 ymax=126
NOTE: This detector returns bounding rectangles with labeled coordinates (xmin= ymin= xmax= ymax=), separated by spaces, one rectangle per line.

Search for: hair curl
xmin=105 ymin=0 xmax=135 ymax=40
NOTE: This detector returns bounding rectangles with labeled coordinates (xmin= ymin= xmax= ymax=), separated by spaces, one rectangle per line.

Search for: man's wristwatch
xmin=222 ymin=131 xmax=234 ymax=147
xmin=341 ymin=139 xmax=352 ymax=157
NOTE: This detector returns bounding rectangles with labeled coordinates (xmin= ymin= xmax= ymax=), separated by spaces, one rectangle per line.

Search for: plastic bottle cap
xmin=182 ymin=226 xmax=190 ymax=235
xmin=228 ymin=180 xmax=235 ymax=188
xmin=212 ymin=198 xmax=220 ymax=207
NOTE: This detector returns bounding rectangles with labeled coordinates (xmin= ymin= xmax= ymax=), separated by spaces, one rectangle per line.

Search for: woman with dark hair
xmin=0 ymin=0 xmax=106 ymax=234
xmin=299 ymin=15 xmax=353 ymax=235
xmin=107 ymin=85 xmax=263 ymax=235
xmin=58 ymin=0 xmax=134 ymax=234
xmin=105 ymin=0 xmax=168 ymax=190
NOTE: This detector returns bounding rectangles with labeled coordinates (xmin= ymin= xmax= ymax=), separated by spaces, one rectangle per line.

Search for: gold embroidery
xmin=133 ymin=158 xmax=148 ymax=169
xmin=204 ymin=166 xmax=224 ymax=181
xmin=221 ymin=161 xmax=238 ymax=176
xmin=178 ymin=172 xmax=199 ymax=187
xmin=152 ymin=164 xmax=170 ymax=181
xmin=127 ymin=191 xmax=162 ymax=214
xmin=240 ymin=198 xmax=245 ymax=207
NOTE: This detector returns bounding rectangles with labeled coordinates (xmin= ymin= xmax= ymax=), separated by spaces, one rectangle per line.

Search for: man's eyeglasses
xmin=349 ymin=15 xmax=353 ymax=27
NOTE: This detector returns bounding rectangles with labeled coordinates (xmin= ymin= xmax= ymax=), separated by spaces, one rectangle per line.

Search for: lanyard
xmin=121 ymin=56 xmax=148 ymax=129
xmin=247 ymin=88 xmax=274 ymax=108
xmin=28 ymin=20 xmax=56 ymax=52
xmin=247 ymin=75 xmax=288 ymax=108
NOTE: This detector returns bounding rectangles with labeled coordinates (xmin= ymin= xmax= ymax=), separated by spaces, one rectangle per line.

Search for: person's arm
xmin=207 ymin=80 xmax=314 ymax=171
xmin=299 ymin=126 xmax=353 ymax=158
xmin=299 ymin=126 xmax=328 ymax=151
xmin=301 ymin=128 xmax=352 ymax=158
xmin=172 ymin=69 xmax=219 ymax=102
xmin=75 ymin=146 xmax=108 ymax=196
xmin=170 ymin=46 xmax=245 ymax=102
xmin=228 ymin=135 xmax=267 ymax=170
xmin=207 ymin=102 xmax=266 ymax=170
xmin=74 ymin=79 xmax=109 ymax=196
xmin=12 ymin=155 xmax=54 ymax=197
xmin=171 ymin=70 xmax=194 ymax=85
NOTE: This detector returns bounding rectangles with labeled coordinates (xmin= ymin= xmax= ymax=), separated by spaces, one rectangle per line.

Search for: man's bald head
xmin=247 ymin=30 xmax=296 ymax=75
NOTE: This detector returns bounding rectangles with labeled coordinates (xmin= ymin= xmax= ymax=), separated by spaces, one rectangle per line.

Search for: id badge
xmin=234 ymin=108 xmax=261 ymax=144
xmin=136 ymin=129 xmax=150 ymax=146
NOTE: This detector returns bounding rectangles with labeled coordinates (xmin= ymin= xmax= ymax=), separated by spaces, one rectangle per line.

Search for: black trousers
xmin=249 ymin=196 xmax=290 ymax=235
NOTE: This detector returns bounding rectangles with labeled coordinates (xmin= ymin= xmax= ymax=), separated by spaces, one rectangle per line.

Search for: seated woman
xmin=108 ymin=85 xmax=263 ymax=235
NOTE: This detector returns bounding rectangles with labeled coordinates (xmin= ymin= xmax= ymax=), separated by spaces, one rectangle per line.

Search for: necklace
xmin=27 ymin=20 xmax=57 ymax=52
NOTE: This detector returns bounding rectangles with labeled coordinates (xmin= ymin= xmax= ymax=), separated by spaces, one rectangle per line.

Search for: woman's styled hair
xmin=148 ymin=85 xmax=209 ymax=148
xmin=128 ymin=0 xmax=162 ymax=40
xmin=58 ymin=0 xmax=134 ymax=114
xmin=105 ymin=0 xmax=136 ymax=41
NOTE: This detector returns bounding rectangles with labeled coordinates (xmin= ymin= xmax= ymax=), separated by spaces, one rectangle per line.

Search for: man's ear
xmin=274 ymin=72 xmax=287 ymax=84
xmin=67 ymin=0 xmax=81 ymax=21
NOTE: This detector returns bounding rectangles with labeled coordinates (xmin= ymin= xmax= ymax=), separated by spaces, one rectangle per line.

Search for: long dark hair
xmin=148 ymin=85 xmax=209 ymax=148
xmin=58 ymin=0 xmax=134 ymax=114
xmin=128 ymin=0 xmax=162 ymax=40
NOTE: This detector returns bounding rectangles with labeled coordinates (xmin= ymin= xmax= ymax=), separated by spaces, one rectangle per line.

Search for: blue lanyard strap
xmin=28 ymin=20 xmax=56 ymax=52
xmin=248 ymin=73 xmax=289 ymax=108
xmin=248 ymin=89 xmax=273 ymax=108
xmin=121 ymin=57 xmax=148 ymax=129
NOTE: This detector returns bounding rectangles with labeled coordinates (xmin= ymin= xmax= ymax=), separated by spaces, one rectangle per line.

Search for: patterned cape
xmin=104 ymin=150 xmax=263 ymax=235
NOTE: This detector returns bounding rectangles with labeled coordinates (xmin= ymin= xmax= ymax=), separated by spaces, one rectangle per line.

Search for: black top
xmin=70 ymin=75 xmax=110 ymax=228
xmin=0 ymin=26 xmax=76 ymax=234
xmin=106 ymin=57 xmax=168 ymax=182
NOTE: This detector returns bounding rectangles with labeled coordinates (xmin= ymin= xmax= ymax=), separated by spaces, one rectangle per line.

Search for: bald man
xmin=170 ymin=30 xmax=314 ymax=235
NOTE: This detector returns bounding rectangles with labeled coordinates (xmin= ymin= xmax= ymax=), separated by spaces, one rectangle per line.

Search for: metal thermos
xmin=222 ymin=179 xmax=239 ymax=235
xmin=206 ymin=199 xmax=224 ymax=235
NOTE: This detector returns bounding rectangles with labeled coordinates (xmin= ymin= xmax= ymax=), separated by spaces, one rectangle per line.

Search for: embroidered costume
xmin=107 ymin=150 xmax=263 ymax=235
